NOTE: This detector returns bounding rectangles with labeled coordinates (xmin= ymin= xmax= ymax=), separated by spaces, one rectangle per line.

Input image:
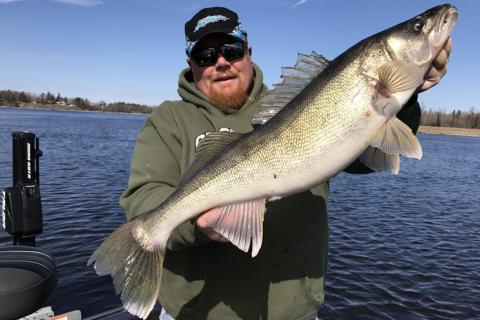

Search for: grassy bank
xmin=3 ymin=102 xmax=85 ymax=111
xmin=1 ymin=102 xmax=152 ymax=114
xmin=418 ymin=126 xmax=480 ymax=137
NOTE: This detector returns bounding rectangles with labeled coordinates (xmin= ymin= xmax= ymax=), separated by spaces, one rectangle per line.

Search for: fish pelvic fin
xmin=209 ymin=199 xmax=266 ymax=257
xmin=362 ymin=116 xmax=422 ymax=173
xmin=369 ymin=117 xmax=422 ymax=159
xmin=87 ymin=221 xmax=163 ymax=319
xmin=359 ymin=147 xmax=400 ymax=174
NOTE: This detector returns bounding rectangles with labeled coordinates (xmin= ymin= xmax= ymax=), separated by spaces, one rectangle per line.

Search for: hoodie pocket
xmin=300 ymin=275 xmax=325 ymax=308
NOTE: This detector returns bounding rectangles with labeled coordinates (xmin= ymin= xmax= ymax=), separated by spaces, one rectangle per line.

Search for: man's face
xmin=188 ymin=34 xmax=254 ymax=110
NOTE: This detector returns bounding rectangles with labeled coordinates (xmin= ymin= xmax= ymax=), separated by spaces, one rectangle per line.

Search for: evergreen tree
xmin=46 ymin=92 xmax=55 ymax=103
xmin=19 ymin=91 xmax=29 ymax=102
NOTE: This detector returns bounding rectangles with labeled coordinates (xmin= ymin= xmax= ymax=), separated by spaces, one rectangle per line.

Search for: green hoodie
xmin=120 ymin=63 xmax=329 ymax=320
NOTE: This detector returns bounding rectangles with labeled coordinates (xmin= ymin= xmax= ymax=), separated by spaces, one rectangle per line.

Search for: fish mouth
xmin=435 ymin=4 xmax=458 ymax=33
xmin=428 ymin=4 xmax=458 ymax=51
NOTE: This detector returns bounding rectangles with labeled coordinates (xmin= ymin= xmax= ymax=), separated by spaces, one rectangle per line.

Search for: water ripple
xmin=1 ymin=109 xmax=479 ymax=319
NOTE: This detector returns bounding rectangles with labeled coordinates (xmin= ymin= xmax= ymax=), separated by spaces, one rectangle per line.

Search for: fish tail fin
xmin=87 ymin=221 xmax=163 ymax=319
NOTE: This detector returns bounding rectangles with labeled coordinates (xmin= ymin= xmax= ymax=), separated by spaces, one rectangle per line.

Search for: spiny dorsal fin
xmin=252 ymin=51 xmax=330 ymax=126
xmin=181 ymin=131 xmax=242 ymax=182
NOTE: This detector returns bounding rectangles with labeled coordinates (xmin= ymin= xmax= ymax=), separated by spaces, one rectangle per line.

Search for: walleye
xmin=89 ymin=4 xmax=458 ymax=318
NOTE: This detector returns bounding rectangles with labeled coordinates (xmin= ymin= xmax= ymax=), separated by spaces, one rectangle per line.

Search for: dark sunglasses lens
xmin=192 ymin=48 xmax=217 ymax=67
xmin=220 ymin=43 xmax=245 ymax=61
xmin=192 ymin=42 xmax=245 ymax=67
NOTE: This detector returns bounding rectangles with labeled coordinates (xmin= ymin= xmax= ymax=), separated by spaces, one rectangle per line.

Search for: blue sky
xmin=0 ymin=0 xmax=477 ymax=111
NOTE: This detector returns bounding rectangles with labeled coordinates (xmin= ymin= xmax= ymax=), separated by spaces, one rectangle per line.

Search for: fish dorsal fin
xmin=209 ymin=199 xmax=266 ymax=257
xmin=359 ymin=147 xmax=400 ymax=174
xmin=252 ymin=51 xmax=330 ymax=125
xmin=181 ymin=131 xmax=242 ymax=182
xmin=368 ymin=117 xmax=422 ymax=158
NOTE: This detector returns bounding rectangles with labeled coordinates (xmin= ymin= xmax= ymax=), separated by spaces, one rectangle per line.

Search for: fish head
xmin=361 ymin=4 xmax=458 ymax=118
xmin=384 ymin=4 xmax=458 ymax=72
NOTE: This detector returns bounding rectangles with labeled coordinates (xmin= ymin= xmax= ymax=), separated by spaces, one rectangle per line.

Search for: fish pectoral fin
xmin=210 ymin=199 xmax=266 ymax=257
xmin=359 ymin=147 xmax=400 ymax=174
xmin=373 ymin=62 xmax=424 ymax=117
xmin=369 ymin=117 xmax=423 ymax=159
xmin=377 ymin=61 xmax=424 ymax=95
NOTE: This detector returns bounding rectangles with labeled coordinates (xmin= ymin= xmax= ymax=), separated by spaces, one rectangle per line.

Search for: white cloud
xmin=52 ymin=0 xmax=103 ymax=7
xmin=0 ymin=0 xmax=104 ymax=6
xmin=291 ymin=0 xmax=308 ymax=8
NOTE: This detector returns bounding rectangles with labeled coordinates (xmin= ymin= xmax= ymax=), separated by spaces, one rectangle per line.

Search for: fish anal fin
xmin=369 ymin=117 xmax=422 ymax=159
xmin=209 ymin=199 xmax=266 ymax=257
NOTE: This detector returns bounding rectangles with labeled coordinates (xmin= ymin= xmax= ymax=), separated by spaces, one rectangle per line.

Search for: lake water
xmin=0 ymin=107 xmax=479 ymax=320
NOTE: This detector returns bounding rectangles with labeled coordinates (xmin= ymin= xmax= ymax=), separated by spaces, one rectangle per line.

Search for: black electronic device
xmin=2 ymin=131 xmax=43 ymax=246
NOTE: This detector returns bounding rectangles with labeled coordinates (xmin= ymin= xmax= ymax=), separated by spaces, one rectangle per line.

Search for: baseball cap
xmin=185 ymin=7 xmax=247 ymax=56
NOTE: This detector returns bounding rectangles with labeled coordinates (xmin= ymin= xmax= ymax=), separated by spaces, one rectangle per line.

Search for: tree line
xmin=420 ymin=108 xmax=480 ymax=129
xmin=0 ymin=90 xmax=153 ymax=114
xmin=1 ymin=90 xmax=479 ymax=127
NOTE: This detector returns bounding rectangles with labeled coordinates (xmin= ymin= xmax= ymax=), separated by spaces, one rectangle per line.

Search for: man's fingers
xmin=196 ymin=209 xmax=230 ymax=242
xmin=433 ymin=48 xmax=449 ymax=70
xmin=204 ymin=228 xmax=229 ymax=242
xmin=430 ymin=64 xmax=447 ymax=81
xmin=418 ymin=37 xmax=452 ymax=93
xmin=209 ymin=232 xmax=229 ymax=242
xmin=420 ymin=64 xmax=447 ymax=91
xmin=445 ymin=37 xmax=453 ymax=56
xmin=431 ymin=37 xmax=452 ymax=71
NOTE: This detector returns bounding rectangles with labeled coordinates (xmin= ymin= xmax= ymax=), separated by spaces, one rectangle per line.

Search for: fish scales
xmin=151 ymin=42 xmax=388 ymax=235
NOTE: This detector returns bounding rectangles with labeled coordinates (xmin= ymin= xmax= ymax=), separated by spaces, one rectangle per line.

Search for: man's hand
xmin=417 ymin=37 xmax=453 ymax=93
xmin=196 ymin=208 xmax=229 ymax=242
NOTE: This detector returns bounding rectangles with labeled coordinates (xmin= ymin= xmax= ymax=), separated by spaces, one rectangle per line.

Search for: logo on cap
xmin=194 ymin=15 xmax=230 ymax=33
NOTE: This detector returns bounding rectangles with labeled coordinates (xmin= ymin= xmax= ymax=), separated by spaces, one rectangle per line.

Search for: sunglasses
xmin=191 ymin=41 xmax=246 ymax=67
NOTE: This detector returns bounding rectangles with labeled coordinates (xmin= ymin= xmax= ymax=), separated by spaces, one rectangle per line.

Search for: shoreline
xmin=0 ymin=104 xmax=149 ymax=116
xmin=2 ymin=106 xmax=479 ymax=136
xmin=418 ymin=126 xmax=480 ymax=137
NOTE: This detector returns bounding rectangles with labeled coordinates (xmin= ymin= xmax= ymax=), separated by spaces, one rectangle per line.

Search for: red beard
xmin=208 ymin=79 xmax=248 ymax=111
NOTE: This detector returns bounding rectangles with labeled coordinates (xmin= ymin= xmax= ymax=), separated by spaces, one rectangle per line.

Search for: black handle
xmin=3 ymin=131 xmax=43 ymax=246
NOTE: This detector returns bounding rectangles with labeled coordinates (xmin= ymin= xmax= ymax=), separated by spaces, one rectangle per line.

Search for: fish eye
xmin=414 ymin=19 xmax=424 ymax=32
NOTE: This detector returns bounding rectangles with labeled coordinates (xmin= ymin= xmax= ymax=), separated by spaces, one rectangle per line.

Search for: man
xmin=120 ymin=7 xmax=452 ymax=320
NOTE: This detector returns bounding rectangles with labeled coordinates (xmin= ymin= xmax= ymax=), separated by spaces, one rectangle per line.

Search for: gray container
xmin=0 ymin=246 xmax=56 ymax=320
